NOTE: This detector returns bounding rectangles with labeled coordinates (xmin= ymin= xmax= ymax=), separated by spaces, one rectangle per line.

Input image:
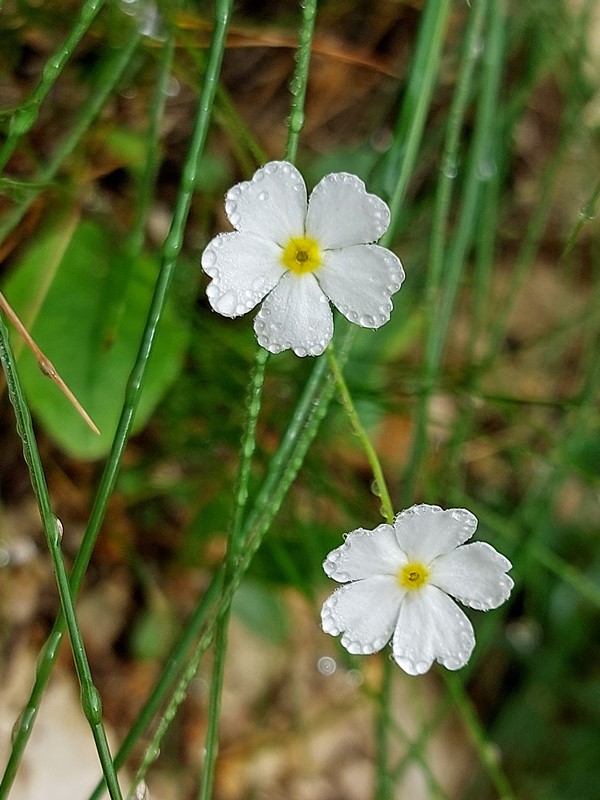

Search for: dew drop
xmin=442 ymin=158 xmax=458 ymax=179
xmin=214 ymin=292 xmax=237 ymax=315
xmin=579 ymin=203 xmax=597 ymax=221
xmin=258 ymin=191 xmax=269 ymax=201
xmin=134 ymin=781 xmax=149 ymax=800
xmin=359 ymin=314 xmax=376 ymax=327
xmin=202 ymin=248 xmax=216 ymax=267
xmin=477 ymin=159 xmax=496 ymax=180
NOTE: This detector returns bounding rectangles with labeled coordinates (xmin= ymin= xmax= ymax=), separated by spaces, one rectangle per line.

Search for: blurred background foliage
xmin=1 ymin=0 xmax=600 ymax=798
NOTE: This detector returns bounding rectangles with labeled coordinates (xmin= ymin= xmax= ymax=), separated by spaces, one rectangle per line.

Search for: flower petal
xmin=431 ymin=542 xmax=513 ymax=611
xmin=306 ymin=172 xmax=390 ymax=248
xmin=254 ymin=272 xmax=333 ymax=356
xmin=201 ymin=232 xmax=285 ymax=317
xmin=392 ymin=586 xmax=475 ymax=675
xmin=393 ymin=505 xmax=478 ymax=564
xmin=225 ymin=161 xmax=307 ymax=245
xmin=323 ymin=524 xmax=406 ymax=582
xmin=321 ymin=576 xmax=403 ymax=654
xmin=317 ymin=244 xmax=404 ymax=328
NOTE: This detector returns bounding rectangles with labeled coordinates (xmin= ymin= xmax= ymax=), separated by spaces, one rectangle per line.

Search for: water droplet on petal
xmin=214 ymin=292 xmax=237 ymax=316
xmin=358 ymin=314 xmax=375 ymax=327
xmin=258 ymin=191 xmax=269 ymax=201
xmin=202 ymin=248 xmax=217 ymax=267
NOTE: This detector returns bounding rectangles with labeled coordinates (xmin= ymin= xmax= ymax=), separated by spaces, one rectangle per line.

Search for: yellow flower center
xmin=397 ymin=561 xmax=430 ymax=591
xmin=281 ymin=235 xmax=321 ymax=275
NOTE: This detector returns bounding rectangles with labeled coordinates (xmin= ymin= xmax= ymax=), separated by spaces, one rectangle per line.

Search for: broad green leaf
xmin=3 ymin=218 xmax=190 ymax=459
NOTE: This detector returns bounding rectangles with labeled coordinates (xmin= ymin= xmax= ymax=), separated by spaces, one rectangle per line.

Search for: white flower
xmin=321 ymin=504 xmax=513 ymax=675
xmin=201 ymin=161 xmax=405 ymax=357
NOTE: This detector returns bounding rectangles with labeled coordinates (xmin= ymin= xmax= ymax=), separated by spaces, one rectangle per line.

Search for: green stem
xmin=198 ymin=348 xmax=268 ymax=800
xmin=374 ymin=3 xmax=496 ymax=797
xmin=0 ymin=25 xmax=141 ymax=244
xmin=403 ymin=0 xmax=503 ymax=502
xmin=87 ymin=325 xmax=354 ymax=800
xmin=126 ymin=31 xmax=176 ymax=257
xmin=444 ymin=673 xmax=515 ymax=800
xmin=327 ymin=345 xmax=394 ymax=524
xmin=198 ymin=2 xmax=319 ymax=793
xmin=377 ymin=0 xmax=452 ymax=244
xmin=0 ymin=0 xmax=106 ymax=174
xmin=284 ymin=0 xmax=318 ymax=163
xmin=2 ymin=3 xmax=228 ymax=792
xmin=0 ymin=313 xmax=123 ymax=800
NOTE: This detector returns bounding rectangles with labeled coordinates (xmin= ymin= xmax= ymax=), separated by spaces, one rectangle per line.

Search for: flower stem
xmin=1 ymin=5 xmax=224 ymax=793
xmin=0 ymin=24 xmax=141 ymax=244
xmin=198 ymin=347 xmax=268 ymax=800
xmin=0 ymin=312 xmax=123 ymax=800
xmin=198 ymin=1 xmax=319 ymax=794
xmin=284 ymin=0 xmax=317 ymax=163
xmin=88 ymin=327 xmax=354 ymax=800
xmin=0 ymin=0 xmax=106 ymax=174
xmin=327 ymin=345 xmax=394 ymax=525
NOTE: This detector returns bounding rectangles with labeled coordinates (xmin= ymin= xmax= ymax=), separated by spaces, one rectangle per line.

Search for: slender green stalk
xmin=375 ymin=5 xmax=499 ymax=798
xmin=198 ymin=3 xmax=318 ymax=793
xmin=0 ymin=313 xmax=123 ymax=800
xmin=284 ymin=0 xmax=318 ymax=163
xmin=198 ymin=348 xmax=268 ymax=800
xmin=444 ymin=673 xmax=515 ymax=800
xmin=88 ymin=326 xmax=354 ymax=800
xmin=403 ymin=0 xmax=504 ymax=503
xmin=127 ymin=31 xmax=176 ymax=257
xmin=327 ymin=346 xmax=394 ymax=524
xmin=0 ymin=26 xmax=141 ymax=244
xmin=1 ymin=3 xmax=229 ymax=791
xmin=376 ymin=0 xmax=452 ymax=241
xmin=0 ymin=0 xmax=106 ymax=173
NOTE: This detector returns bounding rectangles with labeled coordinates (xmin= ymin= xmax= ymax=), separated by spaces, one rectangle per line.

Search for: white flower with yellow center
xmin=201 ymin=161 xmax=404 ymax=356
xmin=321 ymin=504 xmax=513 ymax=675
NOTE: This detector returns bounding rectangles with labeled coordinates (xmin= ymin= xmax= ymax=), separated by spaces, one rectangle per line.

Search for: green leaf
xmin=3 ymin=218 xmax=190 ymax=459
